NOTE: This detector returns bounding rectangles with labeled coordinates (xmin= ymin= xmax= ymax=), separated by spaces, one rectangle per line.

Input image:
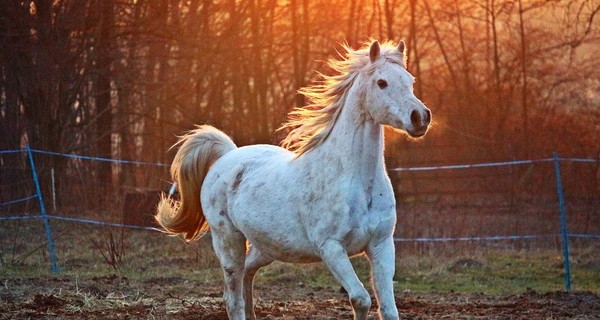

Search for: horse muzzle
xmin=406 ymin=107 xmax=431 ymax=138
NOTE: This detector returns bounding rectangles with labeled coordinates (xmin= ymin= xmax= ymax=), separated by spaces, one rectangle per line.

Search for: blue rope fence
xmin=0 ymin=214 xmax=162 ymax=231
xmin=2 ymin=147 xmax=596 ymax=170
xmin=389 ymin=158 xmax=553 ymax=171
xmin=393 ymin=234 xmax=556 ymax=242
xmin=0 ymin=194 xmax=38 ymax=207
xmin=0 ymin=149 xmax=23 ymax=154
xmin=389 ymin=157 xmax=598 ymax=171
xmin=0 ymin=214 xmax=45 ymax=221
xmin=0 ymin=146 xmax=599 ymax=291
xmin=30 ymin=149 xmax=169 ymax=167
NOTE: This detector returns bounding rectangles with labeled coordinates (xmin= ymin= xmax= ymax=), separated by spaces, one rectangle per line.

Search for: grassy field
xmin=1 ymin=219 xmax=599 ymax=295
xmin=1 ymin=219 xmax=600 ymax=319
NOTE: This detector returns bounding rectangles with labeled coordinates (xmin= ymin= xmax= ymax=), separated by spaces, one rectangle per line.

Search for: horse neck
xmin=303 ymin=83 xmax=385 ymax=179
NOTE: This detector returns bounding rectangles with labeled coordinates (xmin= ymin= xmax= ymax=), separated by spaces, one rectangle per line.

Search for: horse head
xmin=363 ymin=40 xmax=431 ymax=138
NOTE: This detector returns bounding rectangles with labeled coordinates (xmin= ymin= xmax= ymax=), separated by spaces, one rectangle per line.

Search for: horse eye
xmin=377 ymin=79 xmax=388 ymax=89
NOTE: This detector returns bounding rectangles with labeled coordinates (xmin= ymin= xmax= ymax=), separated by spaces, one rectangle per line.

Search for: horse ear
xmin=398 ymin=40 xmax=408 ymax=66
xmin=369 ymin=41 xmax=381 ymax=62
xmin=398 ymin=40 xmax=407 ymax=56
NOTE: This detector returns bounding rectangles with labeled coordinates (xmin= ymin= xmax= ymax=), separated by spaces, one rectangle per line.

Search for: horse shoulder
xmin=365 ymin=175 xmax=397 ymax=240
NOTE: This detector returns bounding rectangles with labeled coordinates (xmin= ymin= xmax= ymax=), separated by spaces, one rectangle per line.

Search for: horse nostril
xmin=410 ymin=110 xmax=420 ymax=127
xmin=424 ymin=109 xmax=431 ymax=124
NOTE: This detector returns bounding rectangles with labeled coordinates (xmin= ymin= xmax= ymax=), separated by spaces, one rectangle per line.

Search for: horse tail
xmin=156 ymin=125 xmax=237 ymax=241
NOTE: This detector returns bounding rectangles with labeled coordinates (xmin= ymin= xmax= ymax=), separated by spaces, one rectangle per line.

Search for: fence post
xmin=26 ymin=144 xmax=60 ymax=273
xmin=552 ymin=151 xmax=571 ymax=292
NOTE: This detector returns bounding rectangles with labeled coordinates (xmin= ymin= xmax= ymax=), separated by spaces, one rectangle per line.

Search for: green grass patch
xmin=1 ymin=220 xmax=599 ymax=295
xmin=393 ymin=251 xmax=600 ymax=294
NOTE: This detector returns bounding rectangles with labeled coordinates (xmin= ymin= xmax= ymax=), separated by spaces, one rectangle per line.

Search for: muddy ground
xmin=1 ymin=274 xmax=599 ymax=319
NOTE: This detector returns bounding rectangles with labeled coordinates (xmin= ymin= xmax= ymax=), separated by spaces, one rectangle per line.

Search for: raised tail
xmin=156 ymin=125 xmax=237 ymax=241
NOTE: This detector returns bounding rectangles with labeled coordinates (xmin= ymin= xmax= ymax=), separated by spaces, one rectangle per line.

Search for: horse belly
xmin=244 ymin=227 xmax=321 ymax=263
xmin=240 ymin=208 xmax=372 ymax=263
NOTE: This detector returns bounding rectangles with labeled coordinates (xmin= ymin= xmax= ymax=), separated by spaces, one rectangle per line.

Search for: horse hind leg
xmin=243 ymin=245 xmax=274 ymax=320
xmin=211 ymin=223 xmax=247 ymax=320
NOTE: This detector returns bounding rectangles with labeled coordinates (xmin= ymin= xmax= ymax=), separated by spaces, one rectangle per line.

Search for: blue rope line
xmin=0 ymin=149 xmax=24 ymax=155
xmin=568 ymin=233 xmax=600 ymax=239
xmin=0 ymin=215 xmax=44 ymax=221
xmin=3 ymin=214 xmax=599 ymax=241
xmin=389 ymin=158 xmax=554 ymax=172
xmin=394 ymin=233 xmax=600 ymax=242
xmin=0 ymin=194 xmax=38 ymax=207
xmin=393 ymin=234 xmax=556 ymax=242
xmin=558 ymin=157 xmax=600 ymax=163
xmin=30 ymin=149 xmax=169 ymax=167
xmin=45 ymin=215 xmax=164 ymax=232
xmin=0 ymin=213 xmax=163 ymax=231
xmin=0 ymin=149 xmax=597 ymax=169
xmin=390 ymin=157 xmax=599 ymax=172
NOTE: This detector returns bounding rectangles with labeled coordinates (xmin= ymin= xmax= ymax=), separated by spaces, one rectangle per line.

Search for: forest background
xmin=1 ymin=0 xmax=599 ymax=209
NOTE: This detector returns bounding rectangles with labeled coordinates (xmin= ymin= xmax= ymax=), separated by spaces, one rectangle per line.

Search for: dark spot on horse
xmin=249 ymin=186 xmax=260 ymax=198
xmin=223 ymin=267 xmax=235 ymax=276
xmin=323 ymin=224 xmax=339 ymax=237
xmin=210 ymin=197 xmax=217 ymax=206
xmin=343 ymin=232 xmax=352 ymax=243
xmin=218 ymin=221 xmax=224 ymax=227
xmin=219 ymin=210 xmax=226 ymax=216
xmin=231 ymin=169 xmax=245 ymax=193
xmin=379 ymin=193 xmax=383 ymax=196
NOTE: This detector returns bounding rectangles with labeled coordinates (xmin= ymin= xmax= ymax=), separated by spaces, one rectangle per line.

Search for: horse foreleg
xmin=212 ymin=230 xmax=247 ymax=320
xmin=367 ymin=237 xmax=399 ymax=320
xmin=243 ymin=246 xmax=273 ymax=320
xmin=320 ymin=239 xmax=371 ymax=320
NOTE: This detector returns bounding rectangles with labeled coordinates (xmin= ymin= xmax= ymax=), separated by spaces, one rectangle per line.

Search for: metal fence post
xmin=26 ymin=144 xmax=60 ymax=273
xmin=552 ymin=151 xmax=571 ymax=292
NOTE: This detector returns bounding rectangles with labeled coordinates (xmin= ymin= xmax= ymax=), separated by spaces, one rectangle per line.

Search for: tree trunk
xmin=96 ymin=0 xmax=114 ymax=202
xmin=409 ymin=0 xmax=423 ymax=98
xmin=383 ymin=0 xmax=395 ymax=40
xmin=518 ymin=0 xmax=528 ymax=158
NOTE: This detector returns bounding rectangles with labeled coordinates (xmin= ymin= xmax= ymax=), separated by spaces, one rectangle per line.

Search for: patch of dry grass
xmin=1 ymin=219 xmax=599 ymax=296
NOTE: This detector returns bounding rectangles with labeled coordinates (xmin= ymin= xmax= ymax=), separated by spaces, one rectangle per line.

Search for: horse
xmin=156 ymin=40 xmax=431 ymax=320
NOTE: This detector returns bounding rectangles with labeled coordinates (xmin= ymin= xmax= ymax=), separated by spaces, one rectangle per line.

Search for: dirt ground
xmin=1 ymin=274 xmax=599 ymax=319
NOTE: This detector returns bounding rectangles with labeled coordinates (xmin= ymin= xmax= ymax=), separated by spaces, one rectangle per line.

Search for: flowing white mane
xmin=279 ymin=40 xmax=406 ymax=156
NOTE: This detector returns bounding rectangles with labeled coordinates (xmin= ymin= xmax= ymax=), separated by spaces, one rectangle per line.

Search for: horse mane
xmin=279 ymin=40 xmax=406 ymax=157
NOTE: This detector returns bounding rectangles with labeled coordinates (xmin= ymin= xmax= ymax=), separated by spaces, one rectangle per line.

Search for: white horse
xmin=156 ymin=40 xmax=431 ymax=320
